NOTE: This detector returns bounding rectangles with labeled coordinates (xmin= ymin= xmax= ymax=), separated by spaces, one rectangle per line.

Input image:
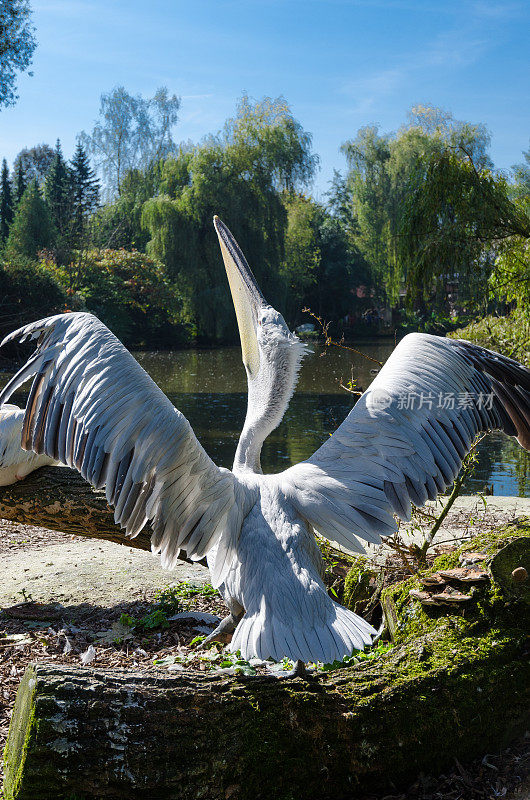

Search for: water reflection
xmin=134 ymin=341 xmax=390 ymax=397
xmin=135 ymin=343 xmax=528 ymax=496
xmin=0 ymin=342 xmax=527 ymax=496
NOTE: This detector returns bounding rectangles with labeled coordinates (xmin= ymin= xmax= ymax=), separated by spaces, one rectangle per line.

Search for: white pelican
xmin=0 ymin=404 xmax=57 ymax=486
xmin=0 ymin=216 xmax=529 ymax=670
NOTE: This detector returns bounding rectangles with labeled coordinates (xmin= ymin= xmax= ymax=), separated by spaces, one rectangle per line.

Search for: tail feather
xmin=229 ymin=600 xmax=376 ymax=664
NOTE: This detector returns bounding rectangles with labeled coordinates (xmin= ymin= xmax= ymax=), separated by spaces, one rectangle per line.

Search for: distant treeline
xmin=1 ymin=91 xmax=529 ymax=349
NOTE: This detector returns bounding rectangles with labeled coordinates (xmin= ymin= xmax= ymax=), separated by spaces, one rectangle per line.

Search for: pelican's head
xmin=213 ymin=215 xmax=307 ymax=472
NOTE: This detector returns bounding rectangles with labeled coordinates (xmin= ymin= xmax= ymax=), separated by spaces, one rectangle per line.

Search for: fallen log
xmin=3 ymin=521 xmax=530 ymax=800
xmin=0 ymin=466 xmax=199 ymax=564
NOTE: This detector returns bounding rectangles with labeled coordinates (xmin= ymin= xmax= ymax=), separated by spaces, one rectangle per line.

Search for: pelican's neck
xmin=233 ymin=338 xmax=306 ymax=475
xmin=233 ymin=415 xmax=267 ymax=474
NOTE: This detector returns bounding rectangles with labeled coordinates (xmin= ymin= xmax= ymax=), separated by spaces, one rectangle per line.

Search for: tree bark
xmin=3 ymin=524 xmax=530 ymax=800
xmin=0 ymin=466 xmax=199 ymax=564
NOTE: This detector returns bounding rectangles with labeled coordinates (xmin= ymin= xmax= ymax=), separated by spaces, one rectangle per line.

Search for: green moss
xmin=3 ymin=521 xmax=529 ymax=800
xmin=490 ymin=536 xmax=530 ymax=604
xmin=382 ymin=518 xmax=530 ymax=645
xmin=343 ymin=556 xmax=377 ymax=611
xmin=3 ymin=665 xmax=38 ymax=800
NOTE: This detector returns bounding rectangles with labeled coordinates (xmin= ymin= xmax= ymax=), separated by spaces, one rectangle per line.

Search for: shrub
xmin=449 ymin=311 xmax=530 ymax=367
xmin=0 ymin=256 xmax=68 ymax=350
xmin=41 ymin=248 xmax=191 ymax=348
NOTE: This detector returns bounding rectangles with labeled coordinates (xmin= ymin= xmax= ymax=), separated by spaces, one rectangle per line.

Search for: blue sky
xmin=1 ymin=0 xmax=529 ymax=197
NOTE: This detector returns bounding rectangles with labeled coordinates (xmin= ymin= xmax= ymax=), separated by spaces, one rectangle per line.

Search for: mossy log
xmin=0 ymin=466 xmax=199 ymax=564
xmin=4 ymin=522 xmax=530 ymax=800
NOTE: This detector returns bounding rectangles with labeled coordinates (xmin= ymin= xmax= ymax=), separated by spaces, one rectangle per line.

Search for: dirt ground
xmin=1 ymin=512 xmax=529 ymax=800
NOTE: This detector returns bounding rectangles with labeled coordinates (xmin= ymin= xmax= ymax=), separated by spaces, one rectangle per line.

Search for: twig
xmin=302 ymin=308 xmax=383 ymax=366
xmin=413 ymin=434 xmax=488 ymax=564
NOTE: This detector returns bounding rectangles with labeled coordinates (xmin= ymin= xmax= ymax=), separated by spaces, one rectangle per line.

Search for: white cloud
xmin=425 ymin=30 xmax=487 ymax=68
xmin=471 ymin=1 xmax=522 ymax=19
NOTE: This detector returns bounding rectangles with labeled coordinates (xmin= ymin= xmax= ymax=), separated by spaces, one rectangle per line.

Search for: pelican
xmin=0 ymin=404 xmax=57 ymax=486
xmin=0 ymin=216 xmax=529 ymax=670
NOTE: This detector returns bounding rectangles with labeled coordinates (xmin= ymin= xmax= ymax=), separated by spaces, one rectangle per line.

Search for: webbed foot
xmin=196 ymin=611 xmax=243 ymax=648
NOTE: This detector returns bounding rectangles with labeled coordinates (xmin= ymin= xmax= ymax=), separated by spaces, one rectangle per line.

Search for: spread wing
xmin=0 ymin=313 xmax=248 ymax=584
xmin=280 ymin=332 xmax=530 ymax=555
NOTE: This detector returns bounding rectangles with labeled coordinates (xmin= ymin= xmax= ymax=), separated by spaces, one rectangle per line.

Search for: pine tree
xmin=13 ymin=159 xmax=26 ymax=205
xmin=5 ymin=180 xmax=57 ymax=259
xmin=43 ymin=139 xmax=73 ymax=241
xmin=0 ymin=159 xmax=14 ymax=243
xmin=70 ymin=141 xmax=99 ymax=243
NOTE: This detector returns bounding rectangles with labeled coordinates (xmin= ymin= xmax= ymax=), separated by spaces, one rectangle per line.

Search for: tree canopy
xmin=0 ymin=0 xmax=36 ymax=109
xmin=79 ymin=86 xmax=181 ymax=199
xmin=142 ymin=95 xmax=318 ymax=339
xmin=0 ymin=160 xmax=14 ymax=243
xmin=1 ymin=95 xmax=528 ymax=350
xmin=340 ymin=104 xmax=529 ymax=316
xmin=13 ymin=144 xmax=55 ymax=186
xmin=5 ymin=180 xmax=56 ymax=259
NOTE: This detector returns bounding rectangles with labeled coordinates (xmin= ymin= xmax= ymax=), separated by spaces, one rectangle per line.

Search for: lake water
xmin=1 ymin=341 xmax=528 ymax=496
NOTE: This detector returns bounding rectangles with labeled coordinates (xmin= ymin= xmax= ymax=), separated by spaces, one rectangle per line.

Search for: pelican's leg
xmin=197 ymin=605 xmax=244 ymax=648
xmin=282 ymin=660 xmax=311 ymax=680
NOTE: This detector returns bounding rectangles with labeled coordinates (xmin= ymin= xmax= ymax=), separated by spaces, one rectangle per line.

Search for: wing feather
xmin=0 ymin=312 xmax=249 ymax=584
xmin=280 ymin=333 xmax=530 ymax=556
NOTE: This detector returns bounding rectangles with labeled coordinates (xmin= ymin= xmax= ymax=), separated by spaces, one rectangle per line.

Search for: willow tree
xmin=341 ymin=105 xmax=508 ymax=312
xmin=141 ymin=95 xmax=318 ymax=340
xmin=341 ymin=125 xmax=392 ymax=299
xmin=489 ymin=150 xmax=530 ymax=323
xmin=394 ymin=138 xmax=529 ymax=312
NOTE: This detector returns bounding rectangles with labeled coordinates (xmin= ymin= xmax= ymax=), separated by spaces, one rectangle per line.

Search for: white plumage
xmin=1 ymin=216 xmax=529 ymax=666
xmin=0 ymin=404 xmax=57 ymax=486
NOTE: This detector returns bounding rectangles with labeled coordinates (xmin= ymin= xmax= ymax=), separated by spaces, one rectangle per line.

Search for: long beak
xmin=214 ymin=216 xmax=265 ymax=379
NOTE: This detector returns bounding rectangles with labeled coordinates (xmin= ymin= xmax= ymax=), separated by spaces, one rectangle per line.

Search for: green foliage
xmin=13 ymin=144 xmax=55 ymax=187
xmin=0 ymin=0 xmax=36 ymax=108
xmin=3 ymin=98 xmax=529 ymax=347
xmin=340 ymin=104 xmax=526 ymax=314
xmin=317 ymin=641 xmax=393 ymax=672
xmin=395 ymin=149 xmax=528 ymax=309
xmin=281 ymin=193 xmax=369 ymax=322
xmin=107 ymin=609 xmax=171 ymax=639
xmin=153 ymin=646 xmax=258 ymax=676
xmin=155 ymin=582 xmax=216 ymax=607
xmin=343 ymin=557 xmax=377 ymax=612
xmin=0 ymin=256 xmax=67 ymax=344
xmin=115 ymin=582 xmax=216 ymax=635
xmin=142 ymin=95 xmax=318 ymax=339
xmin=449 ymin=311 xmax=530 ymax=367
xmin=342 ymin=124 xmax=392 ymax=297
xmin=0 ymin=159 xmax=14 ymax=243
xmin=511 ymin=142 xmax=530 ymax=200
xmin=41 ymin=248 xmax=188 ymax=347
xmin=280 ymin=194 xmax=320 ymax=308
xmin=4 ymin=181 xmax=57 ymax=260
xmin=70 ymin=142 xmax=100 ymax=243
xmin=43 ymin=140 xmax=73 ymax=258
xmin=137 ymin=609 xmax=171 ymax=630
xmin=13 ymin=160 xmax=26 ymax=206
xmin=79 ymin=86 xmax=180 ymax=198
xmin=489 ymin=196 xmax=530 ymax=318
xmin=89 ymin=164 xmax=157 ymax=251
